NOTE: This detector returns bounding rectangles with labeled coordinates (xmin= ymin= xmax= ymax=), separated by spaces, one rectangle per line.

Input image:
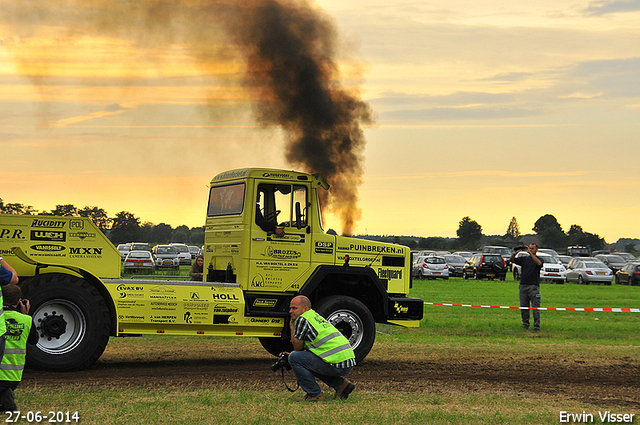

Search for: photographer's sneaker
xmin=296 ymin=393 xmax=323 ymax=402
xmin=335 ymin=379 xmax=355 ymax=399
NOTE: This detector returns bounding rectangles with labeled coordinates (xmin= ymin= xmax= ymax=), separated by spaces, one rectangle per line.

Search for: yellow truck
xmin=0 ymin=168 xmax=423 ymax=371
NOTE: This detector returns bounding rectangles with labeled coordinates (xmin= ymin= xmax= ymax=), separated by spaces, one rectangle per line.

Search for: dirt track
xmin=22 ymin=348 xmax=640 ymax=409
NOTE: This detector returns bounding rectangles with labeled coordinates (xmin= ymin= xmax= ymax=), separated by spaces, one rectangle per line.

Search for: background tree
xmin=504 ymin=216 xmax=521 ymax=240
xmin=78 ymin=206 xmax=111 ymax=231
xmin=110 ymin=211 xmax=142 ymax=244
xmin=152 ymin=223 xmax=173 ymax=244
xmin=188 ymin=226 xmax=205 ymax=246
xmin=567 ymin=224 xmax=605 ymax=250
xmin=457 ymin=216 xmax=483 ymax=250
xmin=624 ymin=243 xmax=638 ymax=255
xmin=172 ymin=225 xmax=190 ymax=243
xmin=533 ymin=214 xmax=562 ymax=235
xmin=1 ymin=202 xmax=37 ymax=214
xmin=540 ymin=227 xmax=567 ymax=250
xmin=47 ymin=204 xmax=79 ymax=216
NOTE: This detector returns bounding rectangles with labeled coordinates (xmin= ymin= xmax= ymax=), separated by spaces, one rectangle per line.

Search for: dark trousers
xmin=519 ymin=284 xmax=541 ymax=330
xmin=0 ymin=388 xmax=17 ymax=412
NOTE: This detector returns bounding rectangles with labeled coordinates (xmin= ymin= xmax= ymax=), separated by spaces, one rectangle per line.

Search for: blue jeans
xmin=288 ymin=350 xmax=352 ymax=396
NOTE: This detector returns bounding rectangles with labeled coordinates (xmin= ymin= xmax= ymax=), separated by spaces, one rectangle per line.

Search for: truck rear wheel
xmin=315 ymin=295 xmax=375 ymax=363
xmin=23 ymin=273 xmax=111 ymax=371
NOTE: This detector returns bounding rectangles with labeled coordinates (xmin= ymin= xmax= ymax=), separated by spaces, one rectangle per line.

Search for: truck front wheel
xmin=315 ymin=295 xmax=375 ymax=363
xmin=23 ymin=273 xmax=111 ymax=371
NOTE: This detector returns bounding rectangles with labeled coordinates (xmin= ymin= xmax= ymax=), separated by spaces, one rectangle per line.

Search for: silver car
xmin=566 ymin=257 xmax=613 ymax=285
xmin=171 ymin=243 xmax=192 ymax=265
xmin=123 ymin=250 xmax=156 ymax=274
xmin=152 ymin=244 xmax=180 ymax=270
xmin=412 ymin=255 xmax=449 ymax=280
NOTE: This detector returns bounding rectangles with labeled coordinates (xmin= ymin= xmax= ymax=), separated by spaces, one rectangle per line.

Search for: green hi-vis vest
xmin=0 ymin=310 xmax=32 ymax=382
xmin=300 ymin=309 xmax=355 ymax=365
xmin=0 ymin=291 xmax=6 ymax=337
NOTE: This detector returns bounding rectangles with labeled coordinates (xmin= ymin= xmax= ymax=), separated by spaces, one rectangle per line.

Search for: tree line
xmin=0 ymin=200 xmax=204 ymax=246
xmin=2 ymin=199 xmax=631 ymax=254
xmin=359 ymin=214 xmax=631 ymax=255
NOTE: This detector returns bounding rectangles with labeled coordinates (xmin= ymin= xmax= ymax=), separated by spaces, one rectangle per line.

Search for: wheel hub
xmin=39 ymin=312 xmax=67 ymax=339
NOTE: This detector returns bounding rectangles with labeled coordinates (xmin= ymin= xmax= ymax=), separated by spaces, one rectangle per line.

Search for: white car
xmin=512 ymin=252 xmax=567 ymax=284
xmin=116 ymin=243 xmax=130 ymax=261
xmin=412 ymin=255 xmax=449 ymax=280
xmin=171 ymin=243 xmax=192 ymax=265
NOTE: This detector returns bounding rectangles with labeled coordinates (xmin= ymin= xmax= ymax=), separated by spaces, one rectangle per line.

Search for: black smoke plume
xmin=1 ymin=0 xmax=372 ymax=235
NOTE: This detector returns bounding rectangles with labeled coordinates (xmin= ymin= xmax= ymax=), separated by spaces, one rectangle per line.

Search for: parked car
xmin=538 ymin=248 xmax=560 ymax=257
xmin=615 ymin=252 xmax=637 ymax=262
xmin=557 ymin=255 xmax=572 ymax=267
xmin=462 ymin=253 xmax=507 ymax=281
xmin=130 ymin=242 xmax=151 ymax=252
xmin=453 ymin=251 xmax=473 ymax=261
xmin=412 ymin=255 xmax=449 ymax=279
xmin=152 ymin=244 xmax=180 ymax=269
xmin=443 ymin=254 xmax=466 ymax=277
xmin=188 ymin=245 xmax=200 ymax=259
xmin=512 ymin=252 xmax=566 ymax=283
xmin=594 ymin=254 xmax=627 ymax=274
xmin=565 ymin=257 xmax=613 ymax=285
xmin=171 ymin=243 xmax=192 ymax=265
xmin=117 ymin=243 xmax=130 ymax=261
xmin=615 ymin=262 xmax=640 ymax=286
xmin=482 ymin=246 xmax=513 ymax=268
xmin=123 ymin=250 xmax=156 ymax=273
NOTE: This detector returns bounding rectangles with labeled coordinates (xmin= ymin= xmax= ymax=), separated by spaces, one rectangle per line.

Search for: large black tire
xmin=314 ymin=295 xmax=375 ymax=363
xmin=22 ymin=273 xmax=111 ymax=371
xmin=259 ymin=337 xmax=293 ymax=357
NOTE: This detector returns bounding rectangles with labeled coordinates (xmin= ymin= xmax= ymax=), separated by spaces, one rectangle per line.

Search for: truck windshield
xmin=208 ymin=183 xmax=245 ymax=216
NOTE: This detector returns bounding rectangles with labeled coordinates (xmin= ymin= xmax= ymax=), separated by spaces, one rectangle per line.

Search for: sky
xmin=1 ymin=0 xmax=639 ymax=242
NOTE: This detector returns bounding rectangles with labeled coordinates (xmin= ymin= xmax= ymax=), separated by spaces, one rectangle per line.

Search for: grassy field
xmin=14 ymin=274 xmax=640 ymax=425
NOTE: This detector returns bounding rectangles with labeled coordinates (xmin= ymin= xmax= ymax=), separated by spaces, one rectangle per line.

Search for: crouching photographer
xmin=281 ymin=295 xmax=356 ymax=402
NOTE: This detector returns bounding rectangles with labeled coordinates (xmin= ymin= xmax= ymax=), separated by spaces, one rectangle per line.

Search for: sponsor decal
xmin=150 ymin=315 xmax=176 ymax=323
xmin=117 ymin=284 xmax=144 ymax=292
xmin=264 ymin=246 xmax=302 ymax=260
xmin=69 ymin=247 xmax=102 ymax=255
xmin=394 ymin=302 xmax=409 ymax=314
xmin=0 ymin=228 xmax=25 ymax=240
xmin=213 ymin=169 xmax=249 ymax=180
xmin=211 ymin=293 xmax=239 ymax=301
xmin=378 ymin=268 xmax=403 ymax=280
xmin=314 ymin=241 xmax=333 ymax=254
xmin=69 ymin=219 xmax=84 ymax=230
xmin=31 ymin=230 xmax=66 ymax=242
xmin=247 ymin=317 xmax=270 ymax=324
xmin=31 ymin=219 xmax=66 ymax=228
xmin=118 ymin=314 xmax=145 ymax=322
xmin=213 ymin=304 xmax=239 ymax=314
xmin=69 ymin=231 xmax=96 ymax=240
xmin=251 ymin=274 xmax=265 ymax=288
xmin=30 ymin=244 xmax=65 ymax=252
xmin=348 ymin=243 xmax=404 ymax=254
xmin=253 ymin=299 xmax=277 ymax=308
xmin=262 ymin=172 xmax=292 ymax=179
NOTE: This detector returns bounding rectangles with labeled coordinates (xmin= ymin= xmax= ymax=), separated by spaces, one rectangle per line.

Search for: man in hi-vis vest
xmin=286 ymin=295 xmax=356 ymax=402
xmin=0 ymin=284 xmax=38 ymax=412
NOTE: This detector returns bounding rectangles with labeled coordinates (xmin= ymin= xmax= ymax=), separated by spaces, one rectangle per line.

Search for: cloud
xmin=584 ymin=0 xmax=640 ymax=16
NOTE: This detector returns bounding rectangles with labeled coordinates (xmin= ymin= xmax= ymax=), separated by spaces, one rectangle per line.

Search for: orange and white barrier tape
xmin=425 ymin=302 xmax=640 ymax=313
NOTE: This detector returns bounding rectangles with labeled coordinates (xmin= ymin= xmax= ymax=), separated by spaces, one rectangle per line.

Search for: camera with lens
xmin=514 ymin=245 xmax=527 ymax=253
xmin=270 ymin=353 xmax=291 ymax=372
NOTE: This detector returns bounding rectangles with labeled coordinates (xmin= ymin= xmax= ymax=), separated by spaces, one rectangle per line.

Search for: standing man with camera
xmin=510 ymin=244 xmax=543 ymax=332
xmin=285 ymin=295 xmax=356 ymax=402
